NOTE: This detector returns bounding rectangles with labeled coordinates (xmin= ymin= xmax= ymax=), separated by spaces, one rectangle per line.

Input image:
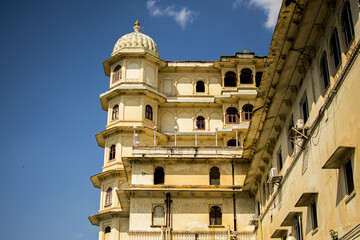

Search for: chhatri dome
xmin=111 ymin=20 xmax=159 ymax=58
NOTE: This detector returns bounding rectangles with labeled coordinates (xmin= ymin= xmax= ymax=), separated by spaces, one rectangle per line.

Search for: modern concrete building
xmin=89 ymin=0 xmax=360 ymax=239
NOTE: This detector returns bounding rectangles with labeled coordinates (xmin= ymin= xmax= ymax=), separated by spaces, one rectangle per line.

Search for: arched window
xmin=196 ymin=81 xmax=205 ymax=92
xmin=105 ymin=226 xmax=111 ymax=233
xmin=342 ymin=2 xmax=354 ymax=48
xmin=210 ymin=167 xmax=220 ymax=185
xmin=227 ymin=139 xmax=240 ymax=147
xmin=240 ymin=68 xmax=253 ymax=84
xmin=256 ymin=72 xmax=263 ymax=87
xmin=152 ymin=205 xmax=165 ymax=226
xmin=145 ymin=105 xmax=153 ymax=121
xmin=112 ymin=65 xmax=122 ymax=83
xmin=330 ymin=29 xmax=342 ymax=69
xmin=225 ymin=107 xmax=239 ymax=124
xmin=209 ymin=206 xmax=222 ymax=225
xmin=105 ymin=188 xmax=112 ymax=206
xmin=242 ymin=104 xmax=253 ymax=121
xmin=320 ymin=52 xmax=330 ymax=91
xmin=109 ymin=144 xmax=116 ymax=160
xmin=112 ymin=105 xmax=119 ymax=120
xmin=196 ymin=116 xmax=205 ymax=130
xmin=154 ymin=166 xmax=164 ymax=185
xmin=224 ymin=72 xmax=237 ymax=87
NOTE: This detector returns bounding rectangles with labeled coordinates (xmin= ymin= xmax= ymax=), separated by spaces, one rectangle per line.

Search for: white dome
xmin=111 ymin=21 xmax=159 ymax=57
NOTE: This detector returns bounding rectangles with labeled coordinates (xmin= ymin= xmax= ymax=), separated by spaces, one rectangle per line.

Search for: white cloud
xmin=73 ymin=233 xmax=84 ymax=239
xmin=146 ymin=0 xmax=198 ymax=30
xmin=232 ymin=0 xmax=282 ymax=29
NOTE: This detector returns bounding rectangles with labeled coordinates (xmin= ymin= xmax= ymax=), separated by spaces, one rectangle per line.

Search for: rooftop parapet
xmin=132 ymin=146 xmax=243 ymax=158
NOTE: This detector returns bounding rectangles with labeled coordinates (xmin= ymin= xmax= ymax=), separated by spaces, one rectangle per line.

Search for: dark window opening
xmin=196 ymin=81 xmax=205 ymax=92
xmin=224 ymin=72 xmax=237 ymax=87
xmin=311 ymin=201 xmax=318 ymax=230
xmin=105 ymin=226 xmax=111 ymax=233
xmin=154 ymin=166 xmax=164 ymax=185
xmin=112 ymin=105 xmax=119 ymax=120
xmin=196 ymin=116 xmax=205 ymax=130
xmin=293 ymin=218 xmax=303 ymax=240
xmin=242 ymin=104 xmax=253 ymax=121
xmin=145 ymin=105 xmax=153 ymax=121
xmin=210 ymin=167 xmax=220 ymax=185
xmin=277 ymin=148 xmax=283 ymax=171
xmin=210 ymin=206 xmax=222 ymax=225
xmin=105 ymin=188 xmax=112 ymax=205
xmin=330 ymin=29 xmax=342 ymax=69
xmin=288 ymin=114 xmax=295 ymax=153
xmin=225 ymin=107 xmax=239 ymax=124
xmin=320 ymin=52 xmax=330 ymax=91
xmin=240 ymin=68 xmax=253 ymax=84
xmin=262 ymin=183 xmax=266 ymax=205
xmin=256 ymin=72 xmax=263 ymax=87
xmin=345 ymin=159 xmax=354 ymax=194
xmin=256 ymin=201 xmax=261 ymax=217
xmin=109 ymin=144 xmax=116 ymax=160
xmin=342 ymin=2 xmax=355 ymax=48
xmin=113 ymin=65 xmax=122 ymax=83
xmin=227 ymin=139 xmax=240 ymax=147
xmin=301 ymin=95 xmax=309 ymax=123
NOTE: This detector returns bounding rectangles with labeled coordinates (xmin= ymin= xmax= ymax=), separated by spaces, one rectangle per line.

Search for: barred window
xmin=112 ymin=65 xmax=122 ymax=83
xmin=145 ymin=105 xmax=153 ymax=121
xmin=196 ymin=116 xmax=205 ymax=130
xmin=242 ymin=104 xmax=253 ymax=121
xmin=225 ymin=107 xmax=239 ymax=124
xmin=112 ymin=105 xmax=119 ymax=120
xmin=105 ymin=188 xmax=112 ymax=206
xmin=209 ymin=206 xmax=222 ymax=225
xmin=109 ymin=144 xmax=116 ymax=160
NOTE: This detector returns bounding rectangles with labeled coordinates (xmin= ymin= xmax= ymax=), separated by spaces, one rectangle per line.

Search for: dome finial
xmin=134 ymin=20 xmax=140 ymax=33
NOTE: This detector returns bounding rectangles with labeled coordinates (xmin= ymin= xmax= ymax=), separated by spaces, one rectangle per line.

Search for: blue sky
xmin=0 ymin=0 xmax=281 ymax=239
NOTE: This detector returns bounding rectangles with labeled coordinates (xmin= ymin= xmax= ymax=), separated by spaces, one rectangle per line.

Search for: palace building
xmin=89 ymin=0 xmax=360 ymax=239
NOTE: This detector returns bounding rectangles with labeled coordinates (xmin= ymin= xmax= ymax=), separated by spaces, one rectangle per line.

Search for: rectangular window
xmin=311 ymin=201 xmax=318 ymax=230
xmin=301 ymin=94 xmax=309 ymax=123
xmin=277 ymin=148 xmax=283 ymax=171
xmin=262 ymin=183 xmax=266 ymax=205
xmin=266 ymin=175 xmax=270 ymax=198
xmin=345 ymin=159 xmax=354 ymax=194
xmin=256 ymin=201 xmax=261 ymax=217
xmin=289 ymin=115 xmax=295 ymax=152
xmin=293 ymin=217 xmax=303 ymax=240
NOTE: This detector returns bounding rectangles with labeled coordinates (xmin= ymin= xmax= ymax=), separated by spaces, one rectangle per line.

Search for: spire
xmin=133 ymin=20 xmax=140 ymax=33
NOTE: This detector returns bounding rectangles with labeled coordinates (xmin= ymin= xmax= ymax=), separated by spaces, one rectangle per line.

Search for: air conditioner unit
xmin=268 ymin=168 xmax=283 ymax=184
xmin=296 ymin=119 xmax=304 ymax=128
xmin=249 ymin=214 xmax=258 ymax=225
xmin=270 ymin=168 xmax=278 ymax=178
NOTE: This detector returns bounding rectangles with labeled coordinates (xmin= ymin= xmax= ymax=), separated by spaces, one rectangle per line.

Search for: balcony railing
xmin=132 ymin=146 xmax=243 ymax=158
xmin=128 ymin=230 xmax=256 ymax=240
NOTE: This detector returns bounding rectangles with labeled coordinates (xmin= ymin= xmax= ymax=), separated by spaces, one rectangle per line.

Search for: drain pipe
xmin=232 ymin=161 xmax=237 ymax=232
xmin=165 ymin=193 xmax=171 ymax=228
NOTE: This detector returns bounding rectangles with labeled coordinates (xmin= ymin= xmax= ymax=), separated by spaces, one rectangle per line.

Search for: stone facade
xmin=90 ymin=0 xmax=360 ymax=239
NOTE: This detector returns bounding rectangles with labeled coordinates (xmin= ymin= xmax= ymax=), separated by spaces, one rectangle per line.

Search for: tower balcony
xmin=132 ymin=146 xmax=243 ymax=159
